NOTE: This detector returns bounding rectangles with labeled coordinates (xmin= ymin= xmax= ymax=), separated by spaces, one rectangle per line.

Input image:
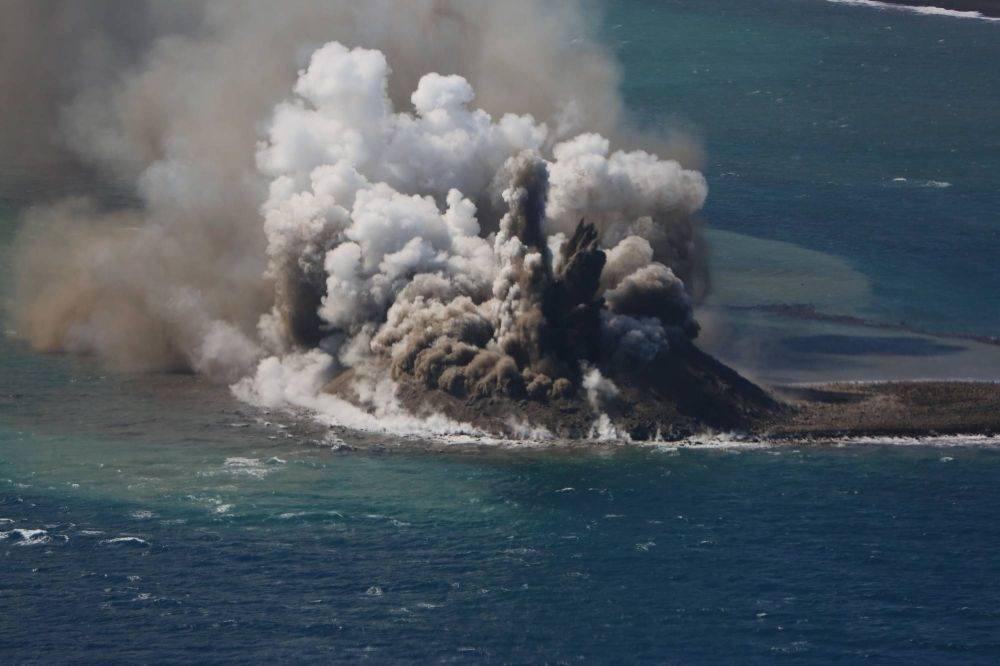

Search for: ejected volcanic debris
xmin=321 ymin=154 xmax=778 ymax=440
xmin=220 ymin=40 xmax=748 ymax=439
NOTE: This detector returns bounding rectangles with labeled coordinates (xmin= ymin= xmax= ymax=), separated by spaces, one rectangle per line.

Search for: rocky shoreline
xmin=325 ymin=351 xmax=1000 ymax=446
xmin=327 ymin=341 xmax=783 ymax=442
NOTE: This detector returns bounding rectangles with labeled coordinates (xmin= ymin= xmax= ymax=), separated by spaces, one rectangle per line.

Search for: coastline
xmin=763 ymin=380 xmax=1000 ymax=440
xmin=308 ymin=378 xmax=1000 ymax=451
xmin=848 ymin=0 xmax=1000 ymax=18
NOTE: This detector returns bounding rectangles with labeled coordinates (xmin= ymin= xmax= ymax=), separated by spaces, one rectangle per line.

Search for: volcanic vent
xmin=322 ymin=155 xmax=776 ymax=440
xmin=233 ymin=41 xmax=777 ymax=440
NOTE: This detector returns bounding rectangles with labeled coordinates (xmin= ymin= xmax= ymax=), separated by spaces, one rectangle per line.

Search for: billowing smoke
xmin=4 ymin=1 xmax=642 ymax=375
xmin=236 ymin=42 xmax=706 ymax=431
xmin=4 ymin=1 xmax=712 ymax=436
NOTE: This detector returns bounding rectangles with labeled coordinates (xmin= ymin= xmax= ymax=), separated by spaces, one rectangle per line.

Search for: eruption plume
xmin=236 ymin=41 xmax=748 ymax=438
xmin=4 ymin=1 xmax=773 ymax=439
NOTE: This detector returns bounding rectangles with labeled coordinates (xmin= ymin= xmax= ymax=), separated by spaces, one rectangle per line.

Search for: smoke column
xmin=4 ymin=1 xmax=711 ymax=436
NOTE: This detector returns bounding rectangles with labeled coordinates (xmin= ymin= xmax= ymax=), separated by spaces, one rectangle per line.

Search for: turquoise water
xmin=610 ymin=0 xmax=1000 ymax=337
xmin=4 ymin=1 xmax=1000 ymax=662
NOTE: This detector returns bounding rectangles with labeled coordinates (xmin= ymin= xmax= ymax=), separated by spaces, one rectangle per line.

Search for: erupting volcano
xmin=227 ymin=42 xmax=777 ymax=439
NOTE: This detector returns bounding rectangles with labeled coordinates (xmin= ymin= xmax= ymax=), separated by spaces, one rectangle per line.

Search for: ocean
xmin=2 ymin=0 xmax=1000 ymax=662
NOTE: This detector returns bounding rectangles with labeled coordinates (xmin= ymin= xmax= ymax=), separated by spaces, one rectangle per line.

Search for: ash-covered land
xmin=766 ymin=382 xmax=1000 ymax=440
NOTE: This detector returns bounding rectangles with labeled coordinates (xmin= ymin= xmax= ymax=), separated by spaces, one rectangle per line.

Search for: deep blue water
xmin=4 ymin=1 xmax=1000 ymax=663
xmin=5 ymin=429 xmax=1000 ymax=663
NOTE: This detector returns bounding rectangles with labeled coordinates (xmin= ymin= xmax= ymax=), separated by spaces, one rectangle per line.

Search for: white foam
xmin=187 ymin=494 xmax=236 ymax=514
xmin=1 ymin=528 xmax=51 ymax=546
xmin=822 ymin=433 xmax=1000 ymax=448
xmin=642 ymin=432 xmax=774 ymax=452
xmin=101 ymin=536 xmax=150 ymax=546
xmin=277 ymin=510 xmax=344 ymax=520
xmin=651 ymin=430 xmax=1000 ymax=452
xmin=197 ymin=457 xmax=274 ymax=480
xmin=825 ymin=0 xmax=1000 ymax=22
xmin=223 ymin=457 xmax=269 ymax=478
xmin=888 ymin=177 xmax=953 ymax=188
xmin=232 ymin=351 xmax=484 ymax=440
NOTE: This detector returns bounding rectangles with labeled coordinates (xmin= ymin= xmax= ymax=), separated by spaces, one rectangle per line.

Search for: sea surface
xmin=3 ymin=1 xmax=1000 ymax=662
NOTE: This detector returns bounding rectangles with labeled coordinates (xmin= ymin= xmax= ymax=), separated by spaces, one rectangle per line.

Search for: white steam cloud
xmin=236 ymin=41 xmax=706 ymax=433
xmin=5 ymin=1 xmax=710 ymax=438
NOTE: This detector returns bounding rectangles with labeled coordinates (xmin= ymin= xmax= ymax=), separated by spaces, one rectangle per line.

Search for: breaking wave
xmin=825 ymin=0 xmax=1000 ymax=22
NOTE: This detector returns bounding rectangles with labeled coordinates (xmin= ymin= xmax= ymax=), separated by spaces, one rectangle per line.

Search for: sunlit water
xmin=3 ymin=1 xmax=1000 ymax=662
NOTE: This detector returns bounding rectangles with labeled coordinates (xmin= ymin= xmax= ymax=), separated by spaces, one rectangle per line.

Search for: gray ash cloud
xmin=3 ymin=2 xmax=718 ymax=436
